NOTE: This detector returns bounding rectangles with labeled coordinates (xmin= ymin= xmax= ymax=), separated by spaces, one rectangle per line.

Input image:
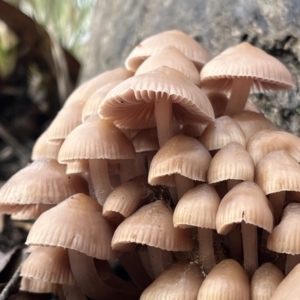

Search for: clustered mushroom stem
xmin=241 ymin=221 xmax=258 ymax=277
xmin=147 ymin=245 xmax=173 ymax=278
xmin=68 ymin=249 xmax=140 ymax=300
xmin=119 ymin=159 xmax=136 ymax=183
xmin=228 ymin=225 xmax=243 ymax=262
xmin=135 ymin=153 xmax=148 ymax=175
xmin=60 ymin=284 xmax=87 ymax=300
xmin=138 ymin=250 xmax=155 ymax=279
xmin=198 ymin=227 xmax=215 ymax=274
xmin=155 ymin=94 xmax=173 ymax=148
xmin=89 ymin=159 xmax=111 ymax=205
xmin=224 ymin=78 xmax=253 ymax=115
xmin=227 ymin=179 xmax=241 ymax=192
xmin=268 ymin=191 xmax=285 ymax=225
xmin=175 ymin=174 xmax=194 ymax=204
xmin=285 ymin=254 xmax=300 ymax=275
xmin=86 ymin=172 xmax=96 ymax=200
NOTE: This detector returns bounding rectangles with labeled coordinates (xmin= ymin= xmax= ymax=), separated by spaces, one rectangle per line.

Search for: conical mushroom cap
xmin=0 ymin=158 xmax=87 ymax=205
xmin=58 ymin=116 xmax=135 ymax=162
xmin=148 ymin=134 xmax=211 ymax=187
xmin=232 ymin=111 xmax=277 ymax=142
xmin=21 ymin=246 xmax=75 ymax=285
xmin=255 ymin=150 xmax=300 ymax=194
xmin=208 ymin=142 xmax=255 ymax=184
xmin=26 ymin=193 xmax=118 ymax=260
xmin=135 ymin=46 xmax=201 ymax=85
xmin=81 ymin=81 xmax=122 ymax=122
xmin=270 ymin=263 xmax=300 ymax=300
xmin=199 ymin=116 xmax=246 ymax=151
xmin=64 ymin=68 xmax=133 ymax=107
xmin=247 ymin=130 xmax=300 ymax=165
xmin=200 ymin=42 xmax=294 ymax=92
xmin=216 ymin=181 xmax=274 ymax=235
xmin=173 ymin=184 xmax=220 ymax=229
xmin=99 ymin=66 xmax=214 ymax=129
xmin=251 ymin=263 xmax=284 ymax=300
xmin=197 ymin=259 xmax=250 ymax=300
xmin=267 ymin=203 xmax=300 ymax=255
xmin=112 ymin=200 xmax=193 ymax=252
xmin=125 ymin=30 xmax=210 ymax=72
xmin=141 ymin=260 xmax=204 ymax=300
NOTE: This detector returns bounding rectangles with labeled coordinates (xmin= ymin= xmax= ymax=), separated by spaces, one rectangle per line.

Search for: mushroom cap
xmin=99 ymin=66 xmax=214 ymax=129
xmin=132 ymin=128 xmax=159 ymax=153
xmin=250 ymin=263 xmax=284 ymax=300
xmin=31 ymin=131 xmax=63 ymax=160
xmin=0 ymin=158 xmax=87 ymax=205
xmin=135 ymin=46 xmax=201 ymax=85
xmin=26 ymin=193 xmax=118 ymax=260
xmin=173 ymin=184 xmax=220 ymax=229
xmin=247 ymin=130 xmax=300 ymax=165
xmin=64 ymin=68 xmax=133 ymax=107
xmin=267 ymin=203 xmax=300 ymax=255
xmin=111 ymin=200 xmax=193 ymax=252
xmin=141 ymin=260 xmax=204 ymax=300
xmin=232 ymin=111 xmax=277 ymax=142
xmin=21 ymin=246 xmax=75 ymax=285
xmin=10 ymin=204 xmax=54 ymax=220
xmin=199 ymin=116 xmax=246 ymax=151
xmin=20 ymin=277 xmax=58 ymax=294
xmin=200 ymin=42 xmax=294 ymax=92
xmin=270 ymin=262 xmax=300 ymax=299
xmin=148 ymin=134 xmax=211 ymax=187
xmin=58 ymin=116 xmax=135 ymax=162
xmin=66 ymin=159 xmax=89 ymax=174
xmin=81 ymin=81 xmax=123 ymax=122
xmin=216 ymin=181 xmax=274 ymax=235
xmin=208 ymin=142 xmax=255 ymax=184
xmin=125 ymin=30 xmax=210 ymax=72
xmin=197 ymin=259 xmax=250 ymax=300
xmin=255 ymin=150 xmax=300 ymax=195
xmin=46 ymin=101 xmax=84 ymax=142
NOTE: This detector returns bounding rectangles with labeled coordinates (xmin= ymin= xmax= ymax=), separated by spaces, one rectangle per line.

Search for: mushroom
xmin=200 ymin=42 xmax=294 ymax=115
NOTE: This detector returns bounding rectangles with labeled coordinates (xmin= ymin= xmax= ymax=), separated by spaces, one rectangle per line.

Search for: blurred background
xmin=0 ymin=0 xmax=299 ymax=182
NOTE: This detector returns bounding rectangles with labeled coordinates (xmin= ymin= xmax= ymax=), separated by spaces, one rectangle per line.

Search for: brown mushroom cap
xmin=141 ymin=260 xmax=204 ymax=300
xmin=199 ymin=116 xmax=246 ymax=151
xmin=135 ymin=46 xmax=201 ymax=85
xmin=99 ymin=66 xmax=214 ymax=130
xmin=200 ymin=42 xmax=293 ymax=92
xmin=267 ymin=203 xmax=300 ymax=255
xmin=0 ymin=158 xmax=87 ymax=205
xmin=208 ymin=142 xmax=255 ymax=184
xmin=197 ymin=259 xmax=250 ymax=300
xmin=247 ymin=130 xmax=300 ymax=165
xmin=26 ymin=193 xmax=118 ymax=260
xmin=216 ymin=181 xmax=274 ymax=235
xmin=250 ymin=263 xmax=284 ymax=300
xmin=125 ymin=30 xmax=210 ymax=72
xmin=148 ymin=134 xmax=211 ymax=187
xmin=111 ymin=200 xmax=193 ymax=252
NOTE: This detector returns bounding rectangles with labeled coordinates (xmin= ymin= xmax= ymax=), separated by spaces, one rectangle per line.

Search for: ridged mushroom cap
xmin=125 ymin=30 xmax=210 ymax=72
xmin=26 ymin=193 xmax=118 ymax=260
xmin=99 ymin=67 xmax=214 ymax=129
xmin=200 ymin=42 xmax=294 ymax=92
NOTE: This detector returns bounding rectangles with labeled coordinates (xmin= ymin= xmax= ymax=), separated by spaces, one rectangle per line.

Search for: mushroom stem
xmin=224 ymin=78 xmax=252 ymax=115
xmin=135 ymin=153 xmax=148 ymax=175
xmin=269 ymin=191 xmax=286 ymax=225
xmin=89 ymin=159 xmax=111 ymax=205
xmin=241 ymin=221 xmax=258 ymax=276
xmin=198 ymin=227 xmax=215 ymax=274
xmin=119 ymin=252 xmax=152 ymax=289
xmin=119 ymin=159 xmax=136 ymax=183
xmin=139 ymin=249 xmax=155 ymax=279
xmin=147 ymin=245 xmax=173 ymax=278
xmin=155 ymin=94 xmax=173 ymax=148
xmin=175 ymin=174 xmax=194 ymax=204
xmin=228 ymin=224 xmax=243 ymax=262
xmin=285 ymin=254 xmax=300 ymax=275
xmin=68 ymin=249 xmax=140 ymax=300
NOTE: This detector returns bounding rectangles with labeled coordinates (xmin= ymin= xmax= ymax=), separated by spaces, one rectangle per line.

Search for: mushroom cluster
xmin=0 ymin=30 xmax=299 ymax=299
